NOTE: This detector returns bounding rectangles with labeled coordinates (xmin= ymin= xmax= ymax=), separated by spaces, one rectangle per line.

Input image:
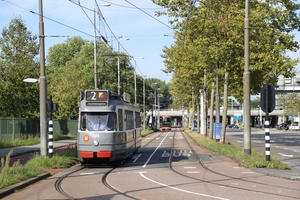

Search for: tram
xmin=77 ymin=89 xmax=142 ymax=165
xmin=160 ymin=115 xmax=172 ymax=131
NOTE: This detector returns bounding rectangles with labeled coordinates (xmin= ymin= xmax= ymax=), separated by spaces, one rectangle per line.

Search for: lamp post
xmin=38 ymin=0 xmax=47 ymax=156
xmin=143 ymin=74 xmax=150 ymax=130
xmin=244 ymin=0 xmax=251 ymax=155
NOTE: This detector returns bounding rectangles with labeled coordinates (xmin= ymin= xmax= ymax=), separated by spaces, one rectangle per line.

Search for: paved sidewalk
xmin=0 ymin=139 xmax=77 ymax=159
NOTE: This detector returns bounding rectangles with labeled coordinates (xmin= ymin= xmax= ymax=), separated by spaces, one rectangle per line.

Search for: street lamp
xmin=244 ymin=0 xmax=251 ymax=155
xmin=143 ymin=74 xmax=150 ymax=130
xmin=37 ymin=0 xmax=47 ymax=157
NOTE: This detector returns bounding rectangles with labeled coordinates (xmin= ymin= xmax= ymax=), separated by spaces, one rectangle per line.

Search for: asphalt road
xmin=225 ymin=128 xmax=300 ymax=171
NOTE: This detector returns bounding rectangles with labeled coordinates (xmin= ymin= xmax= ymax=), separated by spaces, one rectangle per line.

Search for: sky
xmin=0 ymin=0 xmax=175 ymax=83
xmin=1 ymin=0 xmax=300 ymax=85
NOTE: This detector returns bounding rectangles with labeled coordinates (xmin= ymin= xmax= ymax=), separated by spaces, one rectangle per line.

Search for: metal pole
xmin=94 ymin=6 xmax=97 ymax=89
xmin=38 ymin=0 xmax=47 ymax=156
xmin=154 ymin=89 xmax=156 ymax=128
xmin=203 ymin=69 xmax=207 ymax=136
xmin=215 ymin=61 xmax=220 ymax=123
xmin=244 ymin=0 xmax=251 ymax=155
xmin=117 ymin=43 xmax=120 ymax=95
xmin=134 ymin=62 xmax=137 ymax=104
xmin=157 ymin=92 xmax=160 ymax=129
xmin=143 ymin=77 xmax=146 ymax=130
xmin=210 ymin=83 xmax=215 ymax=139
xmin=200 ymin=90 xmax=204 ymax=134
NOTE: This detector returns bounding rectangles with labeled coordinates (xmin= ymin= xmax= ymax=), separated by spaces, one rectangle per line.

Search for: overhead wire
xmin=2 ymin=0 xmax=95 ymax=38
xmin=2 ymin=0 xmax=172 ymax=81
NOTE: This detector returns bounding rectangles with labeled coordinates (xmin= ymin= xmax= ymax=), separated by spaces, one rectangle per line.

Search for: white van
xmin=289 ymin=122 xmax=300 ymax=130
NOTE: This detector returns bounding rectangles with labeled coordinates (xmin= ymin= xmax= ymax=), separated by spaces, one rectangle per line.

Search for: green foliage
xmin=46 ymin=37 xmax=139 ymax=119
xmin=154 ymin=0 xmax=300 ymax=108
xmin=0 ymin=148 xmax=77 ymax=189
xmin=0 ymin=17 xmax=40 ymax=117
xmin=0 ymin=135 xmax=40 ymax=149
xmin=25 ymin=153 xmax=77 ymax=169
xmin=0 ymin=16 xmax=173 ymax=119
xmin=277 ymin=93 xmax=300 ymax=117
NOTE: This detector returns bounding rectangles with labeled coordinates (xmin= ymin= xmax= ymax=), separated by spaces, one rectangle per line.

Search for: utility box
xmin=213 ymin=123 xmax=222 ymax=141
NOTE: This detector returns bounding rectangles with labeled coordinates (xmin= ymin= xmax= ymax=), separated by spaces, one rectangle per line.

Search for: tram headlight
xmin=93 ymin=140 xmax=99 ymax=146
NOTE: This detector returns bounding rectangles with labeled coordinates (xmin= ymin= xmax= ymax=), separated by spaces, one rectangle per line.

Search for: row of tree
xmin=0 ymin=17 xmax=172 ymax=119
xmin=153 ymin=0 xmax=300 ymax=111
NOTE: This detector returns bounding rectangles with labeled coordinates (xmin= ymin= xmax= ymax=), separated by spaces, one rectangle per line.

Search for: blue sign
xmin=213 ymin=123 xmax=222 ymax=140
xmin=233 ymin=114 xmax=242 ymax=120
xmin=288 ymin=114 xmax=294 ymax=120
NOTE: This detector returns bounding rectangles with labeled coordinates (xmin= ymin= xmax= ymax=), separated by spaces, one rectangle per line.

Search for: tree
xmin=0 ymin=17 xmax=39 ymax=117
xmin=47 ymin=36 xmax=136 ymax=119
xmin=277 ymin=94 xmax=300 ymax=118
xmin=153 ymin=0 xmax=300 ymax=108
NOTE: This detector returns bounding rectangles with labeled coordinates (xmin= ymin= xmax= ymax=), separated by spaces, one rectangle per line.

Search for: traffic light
xmin=260 ymin=84 xmax=275 ymax=113
xmin=47 ymin=103 xmax=59 ymax=112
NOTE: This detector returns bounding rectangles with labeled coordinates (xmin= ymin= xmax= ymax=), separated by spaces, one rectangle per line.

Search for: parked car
xmin=227 ymin=124 xmax=239 ymax=129
xmin=289 ymin=122 xmax=300 ymax=131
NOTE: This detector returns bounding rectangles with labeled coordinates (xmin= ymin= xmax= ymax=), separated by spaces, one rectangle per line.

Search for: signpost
xmin=260 ymin=84 xmax=275 ymax=161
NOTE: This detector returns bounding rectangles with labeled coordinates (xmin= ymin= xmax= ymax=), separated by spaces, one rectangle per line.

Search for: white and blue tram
xmin=77 ymin=89 xmax=142 ymax=165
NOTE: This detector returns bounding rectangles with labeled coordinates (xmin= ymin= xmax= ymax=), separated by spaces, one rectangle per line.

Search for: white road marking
xmin=278 ymin=153 xmax=294 ymax=157
xmin=187 ymin=171 xmax=200 ymax=173
xmin=162 ymin=150 xmax=170 ymax=157
xmin=241 ymin=172 xmax=254 ymax=174
xmin=143 ymin=132 xmax=170 ymax=168
xmin=139 ymin=172 xmax=229 ymax=200
xmin=133 ymin=154 xmax=142 ymax=162
xmin=184 ymin=167 xmax=196 ymax=169
xmin=80 ymin=173 xmax=94 ymax=175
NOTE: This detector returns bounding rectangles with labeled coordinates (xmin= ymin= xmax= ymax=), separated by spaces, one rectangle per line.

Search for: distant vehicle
xmin=161 ymin=115 xmax=172 ymax=131
xmin=227 ymin=124 xmax=239 ymax=129
xmin=289 ymin=122 xmax=300 ymax=131
xmin=276 ymin=123 xmax=289 ymax=130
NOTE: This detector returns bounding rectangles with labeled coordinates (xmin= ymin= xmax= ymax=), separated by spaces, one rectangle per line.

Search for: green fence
xmin=0 ymin=117 xmax=78 ymax=140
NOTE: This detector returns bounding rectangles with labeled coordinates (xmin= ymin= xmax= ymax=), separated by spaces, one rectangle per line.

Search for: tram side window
xmin=118 ymin=109 xmax=123 ymax=131
xmin=80 ymin=114 xmax=87 ymax=131
xmin=125 ymin=110 xmax=134 ymax=130
xmin=135 ymin=112 xmax=141 ymax=128
xmin=107 ymin=112 xmax=117 ymax=131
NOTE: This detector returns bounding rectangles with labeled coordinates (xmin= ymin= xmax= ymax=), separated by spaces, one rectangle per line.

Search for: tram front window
xmin=81 ymin=112 xmax=116 ymax=131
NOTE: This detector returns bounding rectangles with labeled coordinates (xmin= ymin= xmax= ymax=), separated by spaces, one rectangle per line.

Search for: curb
xmin=0 ymin=173 xmax=51 ymax=199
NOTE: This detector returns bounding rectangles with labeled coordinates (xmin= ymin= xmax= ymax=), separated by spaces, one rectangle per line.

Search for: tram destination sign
xmin=86 ymin=90 xmax=108 ymax=102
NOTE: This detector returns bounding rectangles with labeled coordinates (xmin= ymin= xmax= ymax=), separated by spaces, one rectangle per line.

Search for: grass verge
xmin=0 ymin=133 xmax=76 ymax=149
xmin=184 ymin=129 xmax=291 ymax=170
xmin=0 ymin=145 xmax=78 ymax=190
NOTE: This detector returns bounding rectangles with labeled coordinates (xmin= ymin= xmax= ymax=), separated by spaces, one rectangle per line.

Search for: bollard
xmin=265 ymin=120 xmax=270 ymax=161
xmin=48 ymin=120 xmax=53 ymax=158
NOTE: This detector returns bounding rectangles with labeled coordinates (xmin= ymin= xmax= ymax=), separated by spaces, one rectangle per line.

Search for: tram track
xmin=54 ymin=165 xmax=85 ymax=200
xmin=168 ymin=130 xmax=300 ymax=199
xmin=54 ymin=131 xmax=165 ymax=200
